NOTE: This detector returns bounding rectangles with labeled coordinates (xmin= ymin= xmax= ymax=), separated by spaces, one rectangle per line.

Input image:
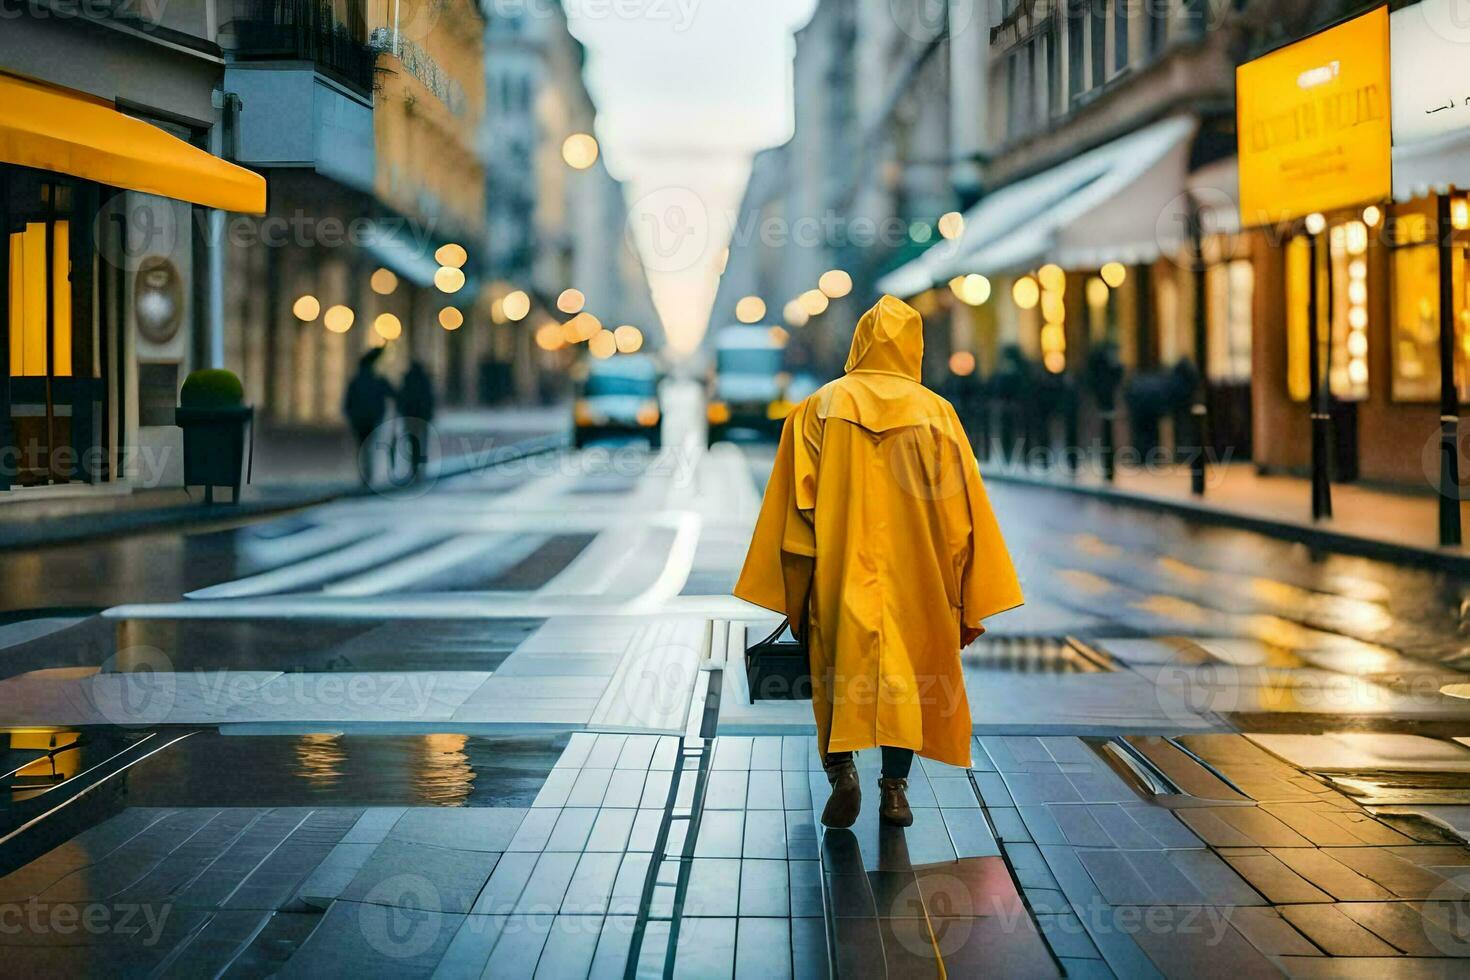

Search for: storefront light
xmin=614 ymin=325 xmax=643 ymax=353
xmin=371 ymin=312 xmax=400 ymax=340
xmin=1348 ymin=330 xmax=1368 ymax=356
xmin=292 ymin=294 xmax=321 ymax=321
xmin=434 ymin=266 xmax=466 ymax=294
xmin=439 ymin=307 xmax=464 ymax=331
xmin=1348 ymin=281 xmax=1368 ymax=306
xmin=435 ymin=243 xmax=468 ymax=269
xmin=1038 ymin=264 xmax=1065 ymax=293
xmin=1362 ymin=205 xmax=1382 ymax=228
xmin=1044 ymin=351 xmax=1066 ymax=374
xmin=1349 ymin=307 xmax=1369 ymax=331
xmin=503 ymin=290 xmax=531 ymax=321
xmin=798 ymin=289 xmax=829 ymax=317
xmin=1304 ymin=212 xmax=1327 ymax=236
xmin=909 ymin=222 xmax=933 ymax=244
xmin=1086 ymin=277 xmax=1110 ymax=307
xmin=937 ymin=211 xmax=965 ymax=241
xmin=783 ymin=300 xmax=809 ymax=328
xmin=949 ymin=351 xmax=976 ymax=376
xmin=1041 ymin=292 xmax=1066 ymax=324
xmin=535 ymin=321 xmax=564 ymax=351
xmin=1100 ymin=262 xmax=1127 ymax=289
xmin=736 ymin=295 xmax=766 ymax=323
xmin=950 ymin=274 xmax=991 ymax=306
xmin=1012 ymin=276 xmax=1040 ymax=310
xmin=1345 ymin=222 xmax=1369 ymax=255
xmin=324 ymin=305 xmax=355 ymax=333
xmin=558 ymin=288 xmax=586 ymax=315
xmin=562 ymin=133 xmax=599 ymax=170
xmin=370 ymin=268 xmax=398 ymax=295
xmin=819 ymin=269 xmax=853 ymax=298
xmin=1348 ymin=359 xmax=1368 ymax=385
xmin=1454 ymin=198 xmax=1470 ymax=231
xmin=589 ymin=329 xmax=617 ymax=359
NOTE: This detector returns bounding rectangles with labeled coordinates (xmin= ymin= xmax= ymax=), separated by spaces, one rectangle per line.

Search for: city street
xmin=1 ymin=388 xmax=1469 ymax=976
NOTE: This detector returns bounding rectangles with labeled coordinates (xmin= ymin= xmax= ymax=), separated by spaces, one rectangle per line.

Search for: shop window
xmin=7 ymin=220 xmax=72 ymax=377
xmin=1285 ymin=236 xmax=1311 ymax=402
xmin=1328 ymin=221 xmax=1370 ymax=402
xmin=1285 ymin=222 xmax=1370 ymax=403
xmin=1206 ymin=259 xmax=1253 ymax=382
xmin=1389 ymin=206 xmax=1469 ymax=403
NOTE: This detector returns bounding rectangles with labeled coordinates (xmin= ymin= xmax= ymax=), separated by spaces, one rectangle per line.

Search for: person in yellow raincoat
xmin=734 ymin=294 xmax=1023 ymax=828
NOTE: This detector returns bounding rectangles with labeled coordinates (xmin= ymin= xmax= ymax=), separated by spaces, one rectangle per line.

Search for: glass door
xmin=1 ymin=166 xmax=103 ymax=488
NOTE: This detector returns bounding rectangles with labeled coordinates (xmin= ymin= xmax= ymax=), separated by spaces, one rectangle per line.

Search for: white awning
xmin=1393 ymin=128 xmax=1470 ymax=202
xmin=1052 ymin=116 xmax=1198 ymax=268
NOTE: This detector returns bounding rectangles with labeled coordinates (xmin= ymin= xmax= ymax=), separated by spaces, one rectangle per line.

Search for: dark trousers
xmin=824 ymin=747 xmax=914 ymax=780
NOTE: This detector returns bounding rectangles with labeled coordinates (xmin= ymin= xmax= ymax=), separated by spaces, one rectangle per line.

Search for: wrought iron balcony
xmin=231 ymin=0 xmax=376 ymax=94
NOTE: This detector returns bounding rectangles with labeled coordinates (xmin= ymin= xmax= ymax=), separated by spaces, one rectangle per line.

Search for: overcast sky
xmin=566 ymin=0 xmax=818 ymax=352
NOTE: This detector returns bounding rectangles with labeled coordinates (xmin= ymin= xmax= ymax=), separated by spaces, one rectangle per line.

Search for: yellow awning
xmin=0 ymin=74 xmax=266 ymax=214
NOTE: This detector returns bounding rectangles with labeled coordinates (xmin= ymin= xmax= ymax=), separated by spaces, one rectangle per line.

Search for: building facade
xmin=1 ymin=2 xmax=266 ymax=491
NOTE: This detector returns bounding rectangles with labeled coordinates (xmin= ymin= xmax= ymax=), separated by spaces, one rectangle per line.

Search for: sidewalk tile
xmin=738 ymin=859 xmax=789 ymax=917
xmin=563 ymin=852 xmax=622 ymax=915
xmin=471 ymin=851 xmax=537 ymax=914
xmin=513 ymin=852 xmax=581 ymax=914
xmin=671 ymin=916 xmax=737 ymax=979
xmin=735 ymin=917 xmax=791 ymax=980
xmin=340 ymin=839 xmax=498 ymax=913
xmin=1279 ymin=904 xmax=1401 ymax=956
xmin=534 ymin=915 xmax=606 ymax=977
xmin=685 ymin=858 xmax=741 ymax=917
xmin=742 ymin=809 xmax=786 ymax=860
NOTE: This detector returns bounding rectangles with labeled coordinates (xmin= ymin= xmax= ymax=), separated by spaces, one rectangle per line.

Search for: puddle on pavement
xmin=1318 ymin=769 xmax=1470 ymax=807
xmin=104 ymin=617 xmax=542 ymax=672
xmin=0 ymin=727 xmax=574 ymax=878
xmin=118 ymin=730 xmax=571 ymax=807
xmin=962 ymin=636 xmax=1111 ymax=674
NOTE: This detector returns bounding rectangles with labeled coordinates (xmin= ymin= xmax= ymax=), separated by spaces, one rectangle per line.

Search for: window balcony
xmin=230 ymin=0 xmax=376 ymax=95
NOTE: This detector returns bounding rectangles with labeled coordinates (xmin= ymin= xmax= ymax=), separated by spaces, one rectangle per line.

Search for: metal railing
xmin=232 ymin=0 xmax=377 ymax=93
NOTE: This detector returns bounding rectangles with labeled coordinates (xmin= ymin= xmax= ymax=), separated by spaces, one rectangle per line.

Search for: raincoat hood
xmin=843 ymin=294 xmax=924 ymax=380
xmin=818 ymin=295 xmax=932 ymax=433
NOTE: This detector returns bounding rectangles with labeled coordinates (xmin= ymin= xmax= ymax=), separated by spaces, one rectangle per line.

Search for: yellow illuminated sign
xmin=1236 ymin=7 xmax=1392 ymax=227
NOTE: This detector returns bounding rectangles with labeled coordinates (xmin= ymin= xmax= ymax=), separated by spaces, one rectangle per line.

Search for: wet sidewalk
xmin=5 ymin=729 xmax=1470 ymax=976
xmin=981 ymin=460 xmax=1470 ymax=572
xmin=0 ymin=408 xmax=567 ymax=550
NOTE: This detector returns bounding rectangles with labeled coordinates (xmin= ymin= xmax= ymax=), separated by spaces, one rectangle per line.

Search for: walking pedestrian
xmin=344 ymin=348 xmax=394 ymax=485
xmin=397 ymin=360 xmax=436 ymax=481
xmin=734 ymin=295 xmax=1023 ymax=828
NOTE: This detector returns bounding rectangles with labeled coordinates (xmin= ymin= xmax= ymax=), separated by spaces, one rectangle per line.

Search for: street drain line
xmin=621 ymin=664 xmax=722 ymax=978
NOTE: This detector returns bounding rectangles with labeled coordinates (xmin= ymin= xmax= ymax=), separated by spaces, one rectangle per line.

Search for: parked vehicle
xmin=706 ymin=325 xmax=792 ymax=445
xmin=573 ymin=354 xmax=663 ymax=449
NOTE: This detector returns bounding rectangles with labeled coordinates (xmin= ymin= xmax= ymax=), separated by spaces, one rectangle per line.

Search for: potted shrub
xmin=176 ymin=368 xmax=253 ymax=504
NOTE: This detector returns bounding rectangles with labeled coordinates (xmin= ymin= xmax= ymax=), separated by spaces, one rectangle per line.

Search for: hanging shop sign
xmin=1236 ymin=6 xmax=1392 ymax=226
xmin=1391 ymin=0 xmax=1470 ymax=147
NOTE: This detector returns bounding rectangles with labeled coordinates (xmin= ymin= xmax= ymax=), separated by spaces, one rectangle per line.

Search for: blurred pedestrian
xmin=735 ymin=295 xmax=1023 ymax=829
xmin=397 ymin=360 xmax=436 ymax=481
xmin=344 ymin=348 xmax=394 ymax=484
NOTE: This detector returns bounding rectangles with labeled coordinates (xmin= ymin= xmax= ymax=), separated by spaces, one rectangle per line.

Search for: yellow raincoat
xmin=734 ymin=295 xmax=1023 ymax=768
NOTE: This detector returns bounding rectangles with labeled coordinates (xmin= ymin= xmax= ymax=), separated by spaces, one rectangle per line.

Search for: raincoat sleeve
xmin=733 ymin=399 xmax=819 ymax=634
xmin=952 ymin=417 xmax=1024 ymax=627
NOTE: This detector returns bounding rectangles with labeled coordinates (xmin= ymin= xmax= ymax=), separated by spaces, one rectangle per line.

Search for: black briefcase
xmin=745 ymin=619 xmax=812 ymax=702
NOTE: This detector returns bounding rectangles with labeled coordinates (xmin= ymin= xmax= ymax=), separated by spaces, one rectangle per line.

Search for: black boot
xmin=822 ymin=759 xmax=862 ymax=828
xmin=878 ymin=777 xmax=913 ymax=827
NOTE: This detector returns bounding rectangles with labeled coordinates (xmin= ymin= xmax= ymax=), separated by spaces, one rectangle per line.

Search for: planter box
xmin=176 ymin=405 xmax=253 ymax=504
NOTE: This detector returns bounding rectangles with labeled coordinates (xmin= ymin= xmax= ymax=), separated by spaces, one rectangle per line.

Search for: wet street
xmin=3 ymin=394 xmax=1470 ymax=977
